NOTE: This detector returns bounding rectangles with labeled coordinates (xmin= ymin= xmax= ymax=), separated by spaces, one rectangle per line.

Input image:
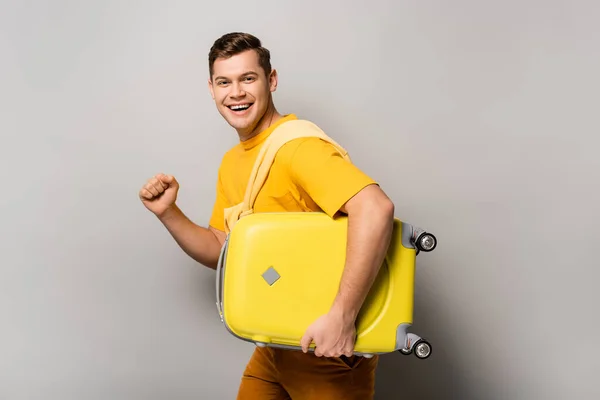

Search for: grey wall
xmin=1 ymin=1 xmax=599 ymax=399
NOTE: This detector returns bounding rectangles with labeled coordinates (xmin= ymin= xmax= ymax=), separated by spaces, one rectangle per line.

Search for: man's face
xmin=208 ymin=50 xmax=277 ymax=137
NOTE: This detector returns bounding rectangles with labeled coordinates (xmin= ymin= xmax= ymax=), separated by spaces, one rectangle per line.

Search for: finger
xmin=144 ymin=182 xmax=160 ymax=196
xmin=159 ymin=174 xmax=175 ymax=187
xmin=149 ymin=178 xmax=165 ymax=193
xmin=314 ymin=348 xmax=323 ymax=357
xmin=300 ymin=332 xmax=313 ymax=353
xmin=139 ymin=189 xmax=154 ymax=200
xmin=344 ymin=341 xmax=354 ymax=357
xmin=154 ymin=175 xmax=169 ymax=189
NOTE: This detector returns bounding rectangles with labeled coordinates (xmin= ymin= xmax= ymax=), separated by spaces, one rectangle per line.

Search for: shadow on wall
xmin=374 ymin=293 xmax=464 ymax=400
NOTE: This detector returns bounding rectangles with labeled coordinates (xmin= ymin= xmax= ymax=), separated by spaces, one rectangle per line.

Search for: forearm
xmin=157 ymin=204 xmax=222 ymax=269
xmin=330 ymin=198 xmax=395 ymax=322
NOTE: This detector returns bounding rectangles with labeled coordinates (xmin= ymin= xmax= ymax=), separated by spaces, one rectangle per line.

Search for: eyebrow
xmin=214 ymin=71 xmax=259 ymax=81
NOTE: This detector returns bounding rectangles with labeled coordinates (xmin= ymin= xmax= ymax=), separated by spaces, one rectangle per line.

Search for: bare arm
xmin=156 ymin=205 xmax=226 ymax=269
xmin=329 ymin=184 xmax=395 ymax=322
xmin=140 ymin=173 xmax=226 ymax=270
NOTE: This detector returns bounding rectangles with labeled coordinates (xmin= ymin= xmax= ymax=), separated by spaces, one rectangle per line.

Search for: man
xmin=138 ymin=32 xmax=395 ymax=399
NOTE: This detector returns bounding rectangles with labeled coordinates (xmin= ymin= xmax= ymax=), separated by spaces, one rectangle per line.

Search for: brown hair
xmin=208 ymin=32 xmax=272 ymax=79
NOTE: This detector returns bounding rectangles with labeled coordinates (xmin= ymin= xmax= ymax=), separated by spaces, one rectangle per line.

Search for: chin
xmin=229 ymin=120 xmax=253 ymax=132
xmin=221 ymin=105 xmax=262 ymax=132
xmin=224 ymin=113 xmax=253 ymax=127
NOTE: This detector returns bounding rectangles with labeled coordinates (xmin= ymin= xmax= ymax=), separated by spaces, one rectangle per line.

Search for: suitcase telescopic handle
xmin=215 ymin=236 xmax=229 ymax=322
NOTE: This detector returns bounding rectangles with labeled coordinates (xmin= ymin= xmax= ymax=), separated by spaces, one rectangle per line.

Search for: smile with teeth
xmin=228 ymin=103 xmax=252 ymax=112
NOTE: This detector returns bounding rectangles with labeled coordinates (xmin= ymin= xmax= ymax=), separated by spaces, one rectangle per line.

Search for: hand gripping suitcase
xmin=215 ymin=119 xmax=437 ymax=359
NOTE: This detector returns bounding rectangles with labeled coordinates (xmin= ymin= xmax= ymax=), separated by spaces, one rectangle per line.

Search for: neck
xmin=238 ymin=102 xmax=282 ymax=142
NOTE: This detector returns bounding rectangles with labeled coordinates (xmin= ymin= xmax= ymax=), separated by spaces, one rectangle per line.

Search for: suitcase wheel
xmin=415 ymin=232 xmax=437 ymax=253
xmin=399 ymin=347 xmax=412 ymax=356
xmin=399 ymin=336 xmax=432 ymax=360
xmin=413 ymin=340 xmax=432 ymax=359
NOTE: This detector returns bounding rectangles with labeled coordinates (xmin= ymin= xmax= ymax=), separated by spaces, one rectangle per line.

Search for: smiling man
xmin=139 ymin=32 xmax=395 ymax=399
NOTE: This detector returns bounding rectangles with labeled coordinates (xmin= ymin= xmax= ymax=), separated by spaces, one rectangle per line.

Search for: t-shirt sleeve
xmin=287 ymin=137 xmax=378 ymax=217
xmin=208 ymin=167 xmax=229 ymax=232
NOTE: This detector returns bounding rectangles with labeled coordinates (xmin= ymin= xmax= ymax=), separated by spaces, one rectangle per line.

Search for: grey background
xmin=1 ymin=0 xmax=599 ymax=399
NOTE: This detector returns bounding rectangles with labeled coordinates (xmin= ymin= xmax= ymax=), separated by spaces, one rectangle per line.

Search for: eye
xmin=244 ymin=76 xmax=256 ymax=82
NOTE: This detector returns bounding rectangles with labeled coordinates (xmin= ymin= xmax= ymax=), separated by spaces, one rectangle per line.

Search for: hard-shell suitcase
xmin=215 ymin=119 xmax=437 ymax=359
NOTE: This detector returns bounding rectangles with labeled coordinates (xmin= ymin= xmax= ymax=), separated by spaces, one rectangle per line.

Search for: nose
xmin=231 ymin=82 xmax=246 ymax=98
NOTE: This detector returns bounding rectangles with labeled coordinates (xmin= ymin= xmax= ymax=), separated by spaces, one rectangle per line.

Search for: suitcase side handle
xmin=215 ymin=235 xmax=229 ymax=323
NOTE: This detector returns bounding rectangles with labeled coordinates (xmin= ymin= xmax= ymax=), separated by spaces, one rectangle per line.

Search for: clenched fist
xmin=139 ymin=173 xmax=179 ymax=216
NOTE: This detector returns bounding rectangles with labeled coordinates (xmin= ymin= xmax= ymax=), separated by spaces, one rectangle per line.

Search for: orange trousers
xmin=236 ymin=346 xmax=378 ymax=399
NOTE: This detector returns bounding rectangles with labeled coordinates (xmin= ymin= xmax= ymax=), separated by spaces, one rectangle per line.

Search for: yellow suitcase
xmin=215 ymin=120 xmax=437 ymax=359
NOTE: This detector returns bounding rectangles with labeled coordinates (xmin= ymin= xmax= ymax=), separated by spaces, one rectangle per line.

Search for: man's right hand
xmin=139 ymin=173 xmax=180 ymax=217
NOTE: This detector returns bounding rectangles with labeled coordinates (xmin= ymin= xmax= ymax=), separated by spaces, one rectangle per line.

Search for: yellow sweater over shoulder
xmin=209 ymin=114 xmax=377 ymax=232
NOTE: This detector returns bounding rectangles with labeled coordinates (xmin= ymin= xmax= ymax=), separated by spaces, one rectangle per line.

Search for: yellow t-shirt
xmin=208 ymin=114 xmax=377 ymax=232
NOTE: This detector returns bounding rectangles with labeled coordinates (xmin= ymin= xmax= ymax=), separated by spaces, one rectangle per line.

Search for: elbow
xmin=383 ymin=197 xmax=395 ymax=220
xmin=202 ymin=259 xmax=219 ymax=270
xmin=202 ymin=227 xmax=226 ymax=270
xmin=375 ymin=189 xmax=394 ymax=216
xmin=376 ymin=194 xmax=395 ymax=225
xmin=344 ymin=184 xmax=395 ymax=221
xmin=191 ymin=253 xmax=219 ymax=270
xmin=203 ymin=248 xmax=222 ymax=271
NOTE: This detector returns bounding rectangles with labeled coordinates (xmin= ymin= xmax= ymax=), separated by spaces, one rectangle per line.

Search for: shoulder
xmin=275 ymin=120 xmax=349 ymax=163
xmin=278 ymin=137 xmax=344 ymax=163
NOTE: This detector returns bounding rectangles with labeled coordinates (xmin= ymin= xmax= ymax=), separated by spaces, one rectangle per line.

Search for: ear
xmin=208 ymin=78 xmax=215 ymax=99
xmin=269 ymin=69 xmax=278 ymax=92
